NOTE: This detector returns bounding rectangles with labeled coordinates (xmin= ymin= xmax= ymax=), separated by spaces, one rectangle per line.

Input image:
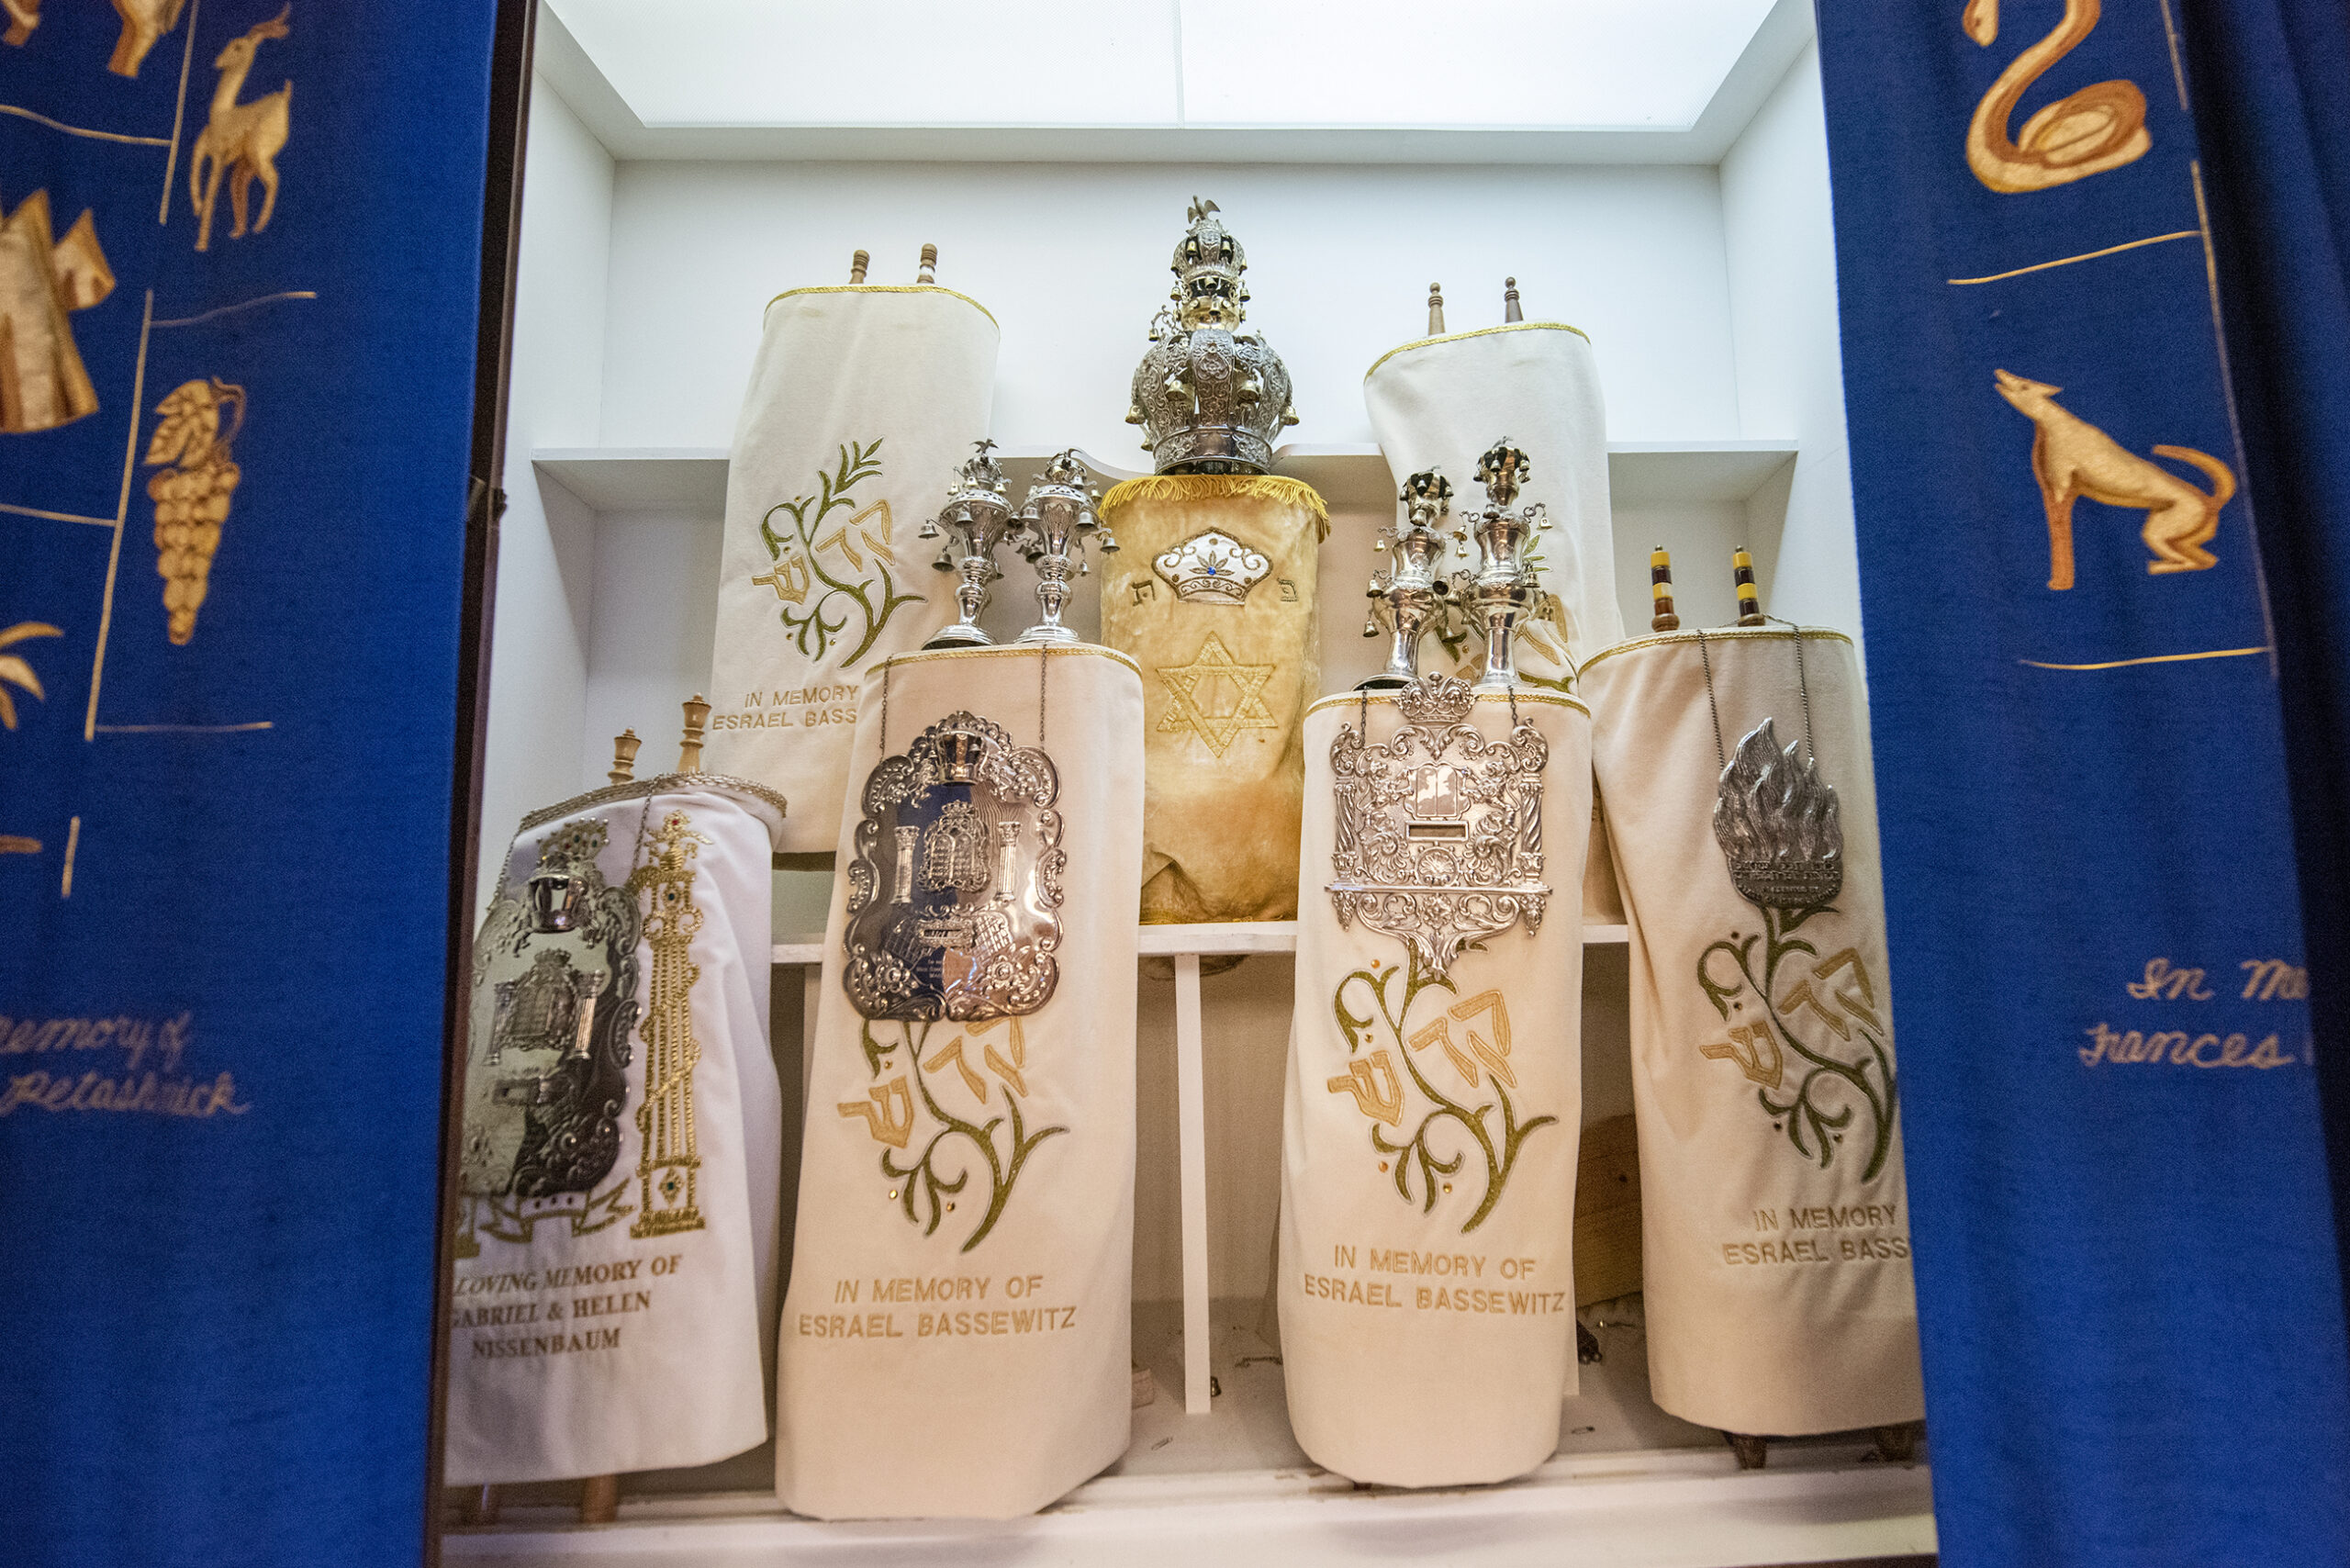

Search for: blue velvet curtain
xmin=2177 ymin=0 xmax=2350 ymax=1307
xmin=0 ymin=5 xmax=498 ymax=1564
xmin=1815 ymin=1 xmax=2350 ymax=1562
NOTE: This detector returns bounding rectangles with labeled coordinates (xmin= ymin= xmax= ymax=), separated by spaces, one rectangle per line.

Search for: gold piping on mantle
xmin=520 ymin=771 xmax=789 ymax=837
xmin=877 ymin=642 xmax=1143 ymax=678
xmin=1099 ymin=473 xmax=1330 ymax=537
xmin=1364 ymin=320 xmax=1592 ymax=380
xmin=763 ymin=283 xmax=998 ymax=330
xmin=1577 ymin=624 xmax=1855 ymax=676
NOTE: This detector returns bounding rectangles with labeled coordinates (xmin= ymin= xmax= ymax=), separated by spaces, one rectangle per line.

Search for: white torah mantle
xmin=704 ymin=284 xmax=1000 ymax=854
xmin=1278 ymin=676 xmax=1591 ymax=1486
xmin=1580 ymin=628 xmax=1924 ymax=1437
xmin=1363 ymin=322 xmax=1622 ymax=682
xmin=777 ymin=644 xmax=1145 ymax=1518
xmin=446 ymin=775 xmax=788 ymax=1484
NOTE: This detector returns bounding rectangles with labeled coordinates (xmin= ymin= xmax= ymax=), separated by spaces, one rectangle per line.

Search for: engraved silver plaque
xmin=844 ymin=711 xmax=1064 ymax=1020
xmin=1714 ymin=716 xmax=1843 ymax=910
xmin=1328 ymin=671 xmax=1549 ymax=980
xmin=464 ymin=818 xmax=641 ymax=1201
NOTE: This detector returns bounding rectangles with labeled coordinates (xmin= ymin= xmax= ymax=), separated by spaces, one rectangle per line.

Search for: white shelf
xmin=444 ymin=1301 xmax=1933 ymax=1566
xmin=532 ymin=442 xmax=1797 ymax=517
xmin=772 ymin=922 xmax=1629 ymax=967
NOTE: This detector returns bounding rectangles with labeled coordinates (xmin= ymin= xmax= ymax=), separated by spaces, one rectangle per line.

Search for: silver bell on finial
xmin=921 ymin=440 xmax=1015 ymax=650
xmin=1360 ymin=468 xmax=1454 ymax=690
xmin=1013 ymin=449 xmax=1105 ymax=644
xmin=1449 ymin=440 xmax=1550 ymax=691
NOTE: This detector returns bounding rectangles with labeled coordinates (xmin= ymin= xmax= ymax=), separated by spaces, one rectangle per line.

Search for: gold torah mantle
xmin=1098 ymin=474 xmax=1326 ymax=923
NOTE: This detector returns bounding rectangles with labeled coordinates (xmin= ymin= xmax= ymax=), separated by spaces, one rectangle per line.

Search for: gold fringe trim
xmin=1364 ymin=320 xmax=1591 ymax=381
xmin=763 ymin=284 xmax=998 ymax=330
xmin=1099 ymin=474 xmax=1330 ymax=535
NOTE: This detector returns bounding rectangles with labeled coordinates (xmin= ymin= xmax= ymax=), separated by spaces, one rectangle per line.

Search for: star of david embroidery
xmin=1157 ymin=631 xmax=1277 ymax=758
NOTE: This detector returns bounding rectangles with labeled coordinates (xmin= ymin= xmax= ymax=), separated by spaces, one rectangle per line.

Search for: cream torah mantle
xmin=1279 ymin=676 xmax=1592 ymax=1487
xmin=704 ymin=258 xmax=999 ymax=855
xmin=1363 ymin=280 xmax=1623 ymax=684
xmin=1581 ymin=625 xmax=1925 ymax=1447
xmin=778 ymin=644 xmax=1144 ymax=1519
xmin=447 ymin=711 xmax=788 ymax=1486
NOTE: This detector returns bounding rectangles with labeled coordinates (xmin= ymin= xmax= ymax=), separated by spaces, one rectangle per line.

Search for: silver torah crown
xmin=1125 ymin=198 xmax=1300 ymax=474
xmin=1713 ymin=717 xmax=1843 ymax=910
xmin=1326 ymin=670 xmax=1550 ymax=981
xmin=1013 ymin=449 xmax=1116 ymax=644
xmin=1450 ymin=440 xmax=1550 ymax=690
xmin=920 ymin=440 xmax=1016 ymax=649
xmin=1360 ymin=468 xmax=1455 ymax=690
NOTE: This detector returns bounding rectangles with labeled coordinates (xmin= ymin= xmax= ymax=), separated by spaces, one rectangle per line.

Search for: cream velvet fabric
xmin=777 ymin=644 xmax=1144 ymax=1518
xmin=1581 ymin=629 xmax=1923 ymax=1436
xmin=446 ymin=781 xmax=785 ymax=1485
xmin=1278 ymin=689 xmax=1591 ymax=1486
xmin=1097 ymin=476 xmax=1324 ymax=923
xmin=1362 ymin=323 xmax=1623 ymax=683
xmin=704 ymin=285 xmax=1000 ymax=854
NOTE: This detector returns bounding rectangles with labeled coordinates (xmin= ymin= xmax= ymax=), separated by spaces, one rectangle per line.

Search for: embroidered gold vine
xmin=755 ymin=439 xmax=920 ymax=668
xmin=845 ymin=1017 xmax=1065 ymax=1253
xmin=1329 ymin=947 xmax=1554 ymax=1234
xmin=1698 ymin=903 xmax=1897 ymax=1180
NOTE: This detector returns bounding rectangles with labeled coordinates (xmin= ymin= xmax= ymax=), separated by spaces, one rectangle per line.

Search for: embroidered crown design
xmin=1153 ymin=529 xmax=1270 ymax=604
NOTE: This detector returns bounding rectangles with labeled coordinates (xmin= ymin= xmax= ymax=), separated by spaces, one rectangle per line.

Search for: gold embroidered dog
xmin=1992 ymin=369 xmax=2233 ymax=590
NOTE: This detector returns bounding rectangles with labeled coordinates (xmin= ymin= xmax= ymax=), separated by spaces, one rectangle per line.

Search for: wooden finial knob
xmin=577 ymin=1473 xmax=620 ymax=1525
xmin=1427 ymin=282 xmax=1446 ymax=337
xmin=608 ymin=728 xmax=642 ymax=785
xmin=918 ymin=243 xmax=937 ymax=284
xmin=848 ymin=249 xmax=869 ymax=284
xmin=1732 ymin=545 xmax=1763 ymax=625
xmin=678 ymin=695 xmax=711 ymax=773
xmin=1650 ymin=545 xmax=1680 ymax=633
xmin=1503 ymin=275 xmax=1522 ymax=323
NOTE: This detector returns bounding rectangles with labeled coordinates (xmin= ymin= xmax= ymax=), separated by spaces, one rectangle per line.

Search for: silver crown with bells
xmin=1125 ymin=198 xmax=1300 ymax=475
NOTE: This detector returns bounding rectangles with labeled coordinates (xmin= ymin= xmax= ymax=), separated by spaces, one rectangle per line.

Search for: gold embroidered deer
xmin=1993 ymin=369 xmax=2234 ymax=591
xmin=109 ymin=0 xmax=188 ymax=77
xmin=189 ymin=6 xmax=291 ymax=253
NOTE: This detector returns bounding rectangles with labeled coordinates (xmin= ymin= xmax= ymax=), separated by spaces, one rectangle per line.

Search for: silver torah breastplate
xmin=464 ymin=853 xmax=642 ymax=1202
xmin=844 ymin=711 xmax=1065 ymax=1021
xmin=1326 ymin=673 xmax=1550 ymax=980
xmin=1131 ymin=326 xmax=1293 ymax=473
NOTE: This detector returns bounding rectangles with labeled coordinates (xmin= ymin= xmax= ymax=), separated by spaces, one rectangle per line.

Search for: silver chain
xmin=1695 ymin=620 xmax=1818 ymax=771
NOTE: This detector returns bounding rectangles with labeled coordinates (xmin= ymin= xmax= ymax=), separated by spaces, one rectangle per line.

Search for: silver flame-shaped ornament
xmin=1327 ymin=671 xmax=1550 ymax=980
xmin=1713 ymin=718 xmax=1843 ymax=910
xmin=919 ymin=440 xmax=1015 ymax=649
xmin=1360 ymin=468 xmax=1454 ymax=691
xmin=1450 ymin=440 xmax=1550 ymax=691
xmin=1013 ymin=449 xmax=1117 ymax=644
